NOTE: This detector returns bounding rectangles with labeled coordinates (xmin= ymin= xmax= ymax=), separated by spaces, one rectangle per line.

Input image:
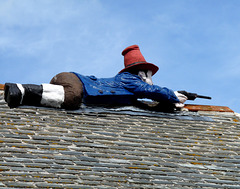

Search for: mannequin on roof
xmin=4 ymin=45 xmax=187 ymax=110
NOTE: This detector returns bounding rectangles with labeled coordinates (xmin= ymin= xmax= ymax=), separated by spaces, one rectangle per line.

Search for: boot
xmin=4 ymin=83 xmax=22 ymax=108
xmin=4 ymin=83 xmax=64 ymax=108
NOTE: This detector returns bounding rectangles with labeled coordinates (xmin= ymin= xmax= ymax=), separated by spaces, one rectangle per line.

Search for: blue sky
xmin=1 ymin=0 xmax=240 ymax=112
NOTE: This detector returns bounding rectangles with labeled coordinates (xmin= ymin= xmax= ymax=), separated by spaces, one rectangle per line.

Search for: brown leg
xmin=50 ymin=72 xmax=83 ymax=110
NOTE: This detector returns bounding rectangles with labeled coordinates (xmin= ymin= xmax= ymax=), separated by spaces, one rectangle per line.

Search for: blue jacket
xmin=73 ymin=72 xmax=179 ymax=105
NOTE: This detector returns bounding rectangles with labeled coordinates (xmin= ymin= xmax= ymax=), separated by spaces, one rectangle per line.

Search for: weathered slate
xmin=0 ymin=91 xmax=240 ymax=188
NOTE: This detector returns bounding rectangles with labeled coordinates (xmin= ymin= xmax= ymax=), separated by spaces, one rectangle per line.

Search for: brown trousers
xmin=50 ymin=72 xmax=83 ymax=110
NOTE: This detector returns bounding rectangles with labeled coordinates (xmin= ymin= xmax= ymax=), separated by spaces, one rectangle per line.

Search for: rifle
xmin=178 ymin=90 xmax=212 ymax=101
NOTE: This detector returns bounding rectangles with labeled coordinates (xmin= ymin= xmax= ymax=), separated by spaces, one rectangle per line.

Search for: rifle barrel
xmin=196 ymin=95 xmax=212 ymax=100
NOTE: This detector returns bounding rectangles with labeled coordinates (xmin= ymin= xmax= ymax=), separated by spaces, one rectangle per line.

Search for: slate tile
xmin=0 ymin=162 xmax=23 ymax=167
xmin=2 ymin=134 xmax=30 ymax=139
xmin=63 ymin=185 xmax=93 ymax=189
xmin=35 ymin=182 xmax=63 ymax=188
xmin=4 ymin=181 xmax=35 ymax=188
xmin=60 ymin=151 xmax=84 ymax=156
xmin=152 ymin=180 xmax=173 ymax=185
xmin=1 ymin=171 xmax=33 ymax=177
xmin=196 ymin=183 xmax=225 ymax=188
xmin=3 ymin=157 xmax=33 ymax=163
xmin=221 ymin=185 xmax=240 ymax=189
xmin=59 ymin=174 xmax=79 ymax=179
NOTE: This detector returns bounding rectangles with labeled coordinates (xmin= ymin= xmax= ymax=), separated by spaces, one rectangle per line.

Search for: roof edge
xmin=184 ymin=104 xmax=234 ymax=112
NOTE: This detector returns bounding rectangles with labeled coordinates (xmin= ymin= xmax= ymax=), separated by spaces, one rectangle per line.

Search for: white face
xmin=138 ymin=70 xmax=153 ymax=85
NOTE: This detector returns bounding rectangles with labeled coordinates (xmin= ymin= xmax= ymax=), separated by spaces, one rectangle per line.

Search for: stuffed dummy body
xmin=4 ymin=45 xmax=186 ymax=110
xmin=4 ymin=71 xmax=180 ymax=110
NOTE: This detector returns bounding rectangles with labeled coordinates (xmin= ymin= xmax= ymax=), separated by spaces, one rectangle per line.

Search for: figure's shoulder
xmin=115 ymin=72 xmax=142 ymax=84
xmin=115 ymin=72 xmax=138 ymax=79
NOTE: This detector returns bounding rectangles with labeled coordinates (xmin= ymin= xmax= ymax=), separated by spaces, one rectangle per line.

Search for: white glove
xmin=174 ymin=91 xmax=188 ymax=103
xmin=174 ymin=91 xmax=188 ymax=108
xmin=175 ymin=103 xmax=185 ymax=108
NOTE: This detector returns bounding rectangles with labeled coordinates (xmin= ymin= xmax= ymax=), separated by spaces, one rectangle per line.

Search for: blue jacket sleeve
xmin=116 ymin=72 xmax=180 ymax=103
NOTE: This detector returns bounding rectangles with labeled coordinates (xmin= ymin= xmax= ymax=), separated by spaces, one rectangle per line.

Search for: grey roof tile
xmin=0 ymin=91 xmax=240 ymax=188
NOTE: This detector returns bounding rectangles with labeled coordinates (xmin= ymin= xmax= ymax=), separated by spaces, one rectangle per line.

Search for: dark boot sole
xmin=4 ymin=83 xmax=22 ymax=108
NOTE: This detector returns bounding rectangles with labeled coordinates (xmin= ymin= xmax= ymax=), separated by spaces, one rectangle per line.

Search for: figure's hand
xmin=174 ymin=91 xmax=188 ymax=103
xmin=174 ymin=91 xmax=188 ymax=108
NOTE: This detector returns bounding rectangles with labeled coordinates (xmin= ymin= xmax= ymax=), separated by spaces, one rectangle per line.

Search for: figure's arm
xmin=117 ymin=73 xmax=180 ymax=103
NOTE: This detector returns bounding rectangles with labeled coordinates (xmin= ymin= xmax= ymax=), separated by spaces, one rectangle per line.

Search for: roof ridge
xmin=0 ymin=83 xmax=235 ymax=113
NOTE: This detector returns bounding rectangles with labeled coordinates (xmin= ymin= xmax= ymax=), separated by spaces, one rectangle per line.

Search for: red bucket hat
xmin=119 ymin=45 xmax=159 ymax=75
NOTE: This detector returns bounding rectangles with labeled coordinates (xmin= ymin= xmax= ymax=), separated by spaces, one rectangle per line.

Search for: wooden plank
xmin=184 ymin=104 xmax=234 ymax=112
xmin=0 ymin=84 xmax=4 ymax=90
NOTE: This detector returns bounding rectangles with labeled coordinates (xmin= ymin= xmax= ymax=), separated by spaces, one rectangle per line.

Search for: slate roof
xmin=0 ymin=90 xmax=240 ymax=189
